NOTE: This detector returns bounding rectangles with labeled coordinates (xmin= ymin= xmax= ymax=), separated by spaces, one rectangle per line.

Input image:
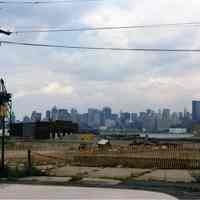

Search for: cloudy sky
xmin=1 ymin=0 xmax=200 ymax=119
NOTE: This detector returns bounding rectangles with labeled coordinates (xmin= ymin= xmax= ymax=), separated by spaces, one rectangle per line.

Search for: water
xmin=139 ymin=133 xmax=193 ymax=139
xmin=100 ymin=132 xmax=193 ymax=139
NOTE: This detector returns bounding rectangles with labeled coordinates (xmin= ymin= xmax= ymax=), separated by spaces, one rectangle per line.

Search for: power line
xmin=0 ymin=0 xmax=103 ymax=4
xmin=1 ymin=40 xmax=200 ymax=53
xmin=10 ymin=22 xmax=200 ymax=34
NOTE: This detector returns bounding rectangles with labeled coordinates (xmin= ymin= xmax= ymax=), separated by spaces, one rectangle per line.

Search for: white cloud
xmin=2 ymin=0 xmax=200 ymax=118
xmin=42 ymin=82 xmax=74 ymax=95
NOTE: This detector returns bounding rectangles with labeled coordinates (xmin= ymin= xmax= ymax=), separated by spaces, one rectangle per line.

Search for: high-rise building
xmin=102 ymin=107 xmax=112 ymax=119
xmin=131 ymin=113 xmax=138 ymax=122
xmin=58 ymin=109 xmax=70 ymax=121
xmin=45 ymin=110 xmax=51 ymax=121
xmin=192 ymin=101 xmax=200 ymax=122
xmin=31 ymin=111 xmax=42 ymax=122
xmin=88 ymin=108 xmax=102 ymax=127
xmin=171 ymin=112 xmax=179 ymax=125
xmin=51 ymin=106 xmax=58 ymax=121
xmin=70 ymin=108 xmax=79 ymax=123
xmin=102 ymin=107 xmax=112 ymax=124
xmin=162 ymin=109 xmax=170 ymax=120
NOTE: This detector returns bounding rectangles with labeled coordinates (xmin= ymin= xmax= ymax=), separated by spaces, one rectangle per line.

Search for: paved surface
xmin=0 ymin=184 xmax=177 ymax=199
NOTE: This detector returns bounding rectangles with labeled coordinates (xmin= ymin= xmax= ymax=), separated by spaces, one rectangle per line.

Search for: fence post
xmin=27 ymin=149 xmax=32 ymax=175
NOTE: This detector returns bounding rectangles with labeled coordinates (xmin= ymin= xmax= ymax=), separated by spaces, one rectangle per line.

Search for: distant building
xmin=88 ymin=108 xmax=102 ymax=127
xmin=45 ymin=110 xmax=51 ymax=121
xmin=169 ymin=128 xmax=187 ymax=134
xmin=192 ymin=101 xmax=200 ymax=122
xmin=171 ymin=112 xmax=180 ymax=126
xmin=31 ymin=111 xmax=42 ymax=122
xmin=105 ymin=119 xmax=116 ymax=128
xmin=162 ymin=108 xmax=170 ymax=120
xmin=51 ymin=106 xmax=58 ymax=121
xmin=143 ymin=117 xmax=156 ymax=132
xmin=79 ymin=113 xmax=88 ymax=126
xmin=11 ymin=121 xmax=79 ymax=139
xmin=23 ymin=115 xmax=31 ymax=123
xmin=70 ymin=108 xmax=79 ymax=123
xmin=131 ymin=113 xmax=138 ymax=122
xmin=102 ymin=107 xmax=112 ymax=124
xmin=156 ymin=118 xmax=171 ymax=132
xmin=120 ymin=112 xmax=131 ymax=125
xmin=58 ymin=109 xmax=70 ymax=121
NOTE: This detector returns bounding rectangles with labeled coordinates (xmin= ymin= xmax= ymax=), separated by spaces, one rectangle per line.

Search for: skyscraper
xmin=45 ymin=110 xmax=51 ymax=121
xmin=31 ymin=111 xmax=42 ymax=122
xmin=192 ymin=101 xmax=200 ymax=122
xmin=162 ymin=109 xmax=170 ymax=120
xmin=51 ymin=106 xmax=58 ymax=121
xmin=102 ymin=107 xmax=112 ymax=124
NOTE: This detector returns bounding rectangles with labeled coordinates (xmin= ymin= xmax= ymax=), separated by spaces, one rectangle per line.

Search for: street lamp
xmin=0 ymin=79 xmax=12 ymax=171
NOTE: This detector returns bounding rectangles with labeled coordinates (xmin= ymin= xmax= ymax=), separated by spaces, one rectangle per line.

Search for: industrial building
xmin=11 ymin=120 xmax=79 ymax=139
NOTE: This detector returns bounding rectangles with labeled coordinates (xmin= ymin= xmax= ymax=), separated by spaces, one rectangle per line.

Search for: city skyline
xmin=19 ymin=105 xmax=192 ymax=121
xmin=17 ymin=104 xmax=193 ymax=133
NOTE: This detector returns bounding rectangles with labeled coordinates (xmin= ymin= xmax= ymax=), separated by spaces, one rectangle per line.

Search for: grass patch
xmin=0 ymin=165 xmax=46 ymax=179
xmin=70 ymin=175 xmax=83 ymax=182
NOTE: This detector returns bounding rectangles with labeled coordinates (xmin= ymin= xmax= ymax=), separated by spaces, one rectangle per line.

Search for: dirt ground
xmin=49 ymin=166 xmax=198 ymax=183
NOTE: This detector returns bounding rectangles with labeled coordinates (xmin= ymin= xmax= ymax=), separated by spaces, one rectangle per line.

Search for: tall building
xmin=88 ymin=108 xmax=102 ymax=127
xmin=162 ymin=109 xmax=170 ymax=120
xmin=70 ymin=108 xmax=79 ymax=123
xmin=31 ymin=111 xmax=42 ymax=122
xmin=51 ymin=106 xmax=58 ymax=121
xmin=45 ymin=110 xmax=51 ymax=121
xmin=131 ymin=113 xmax=138 ymax=122
xmin=171 ymin=112 xmax=179 ymax=126
xmin=102 ymin=107 xmax=112 ymax=119
xmin=102 ymin=107 xmax=112 ymax=125
xmin=192 ymin=101 xmax=200 ymax=122
xmin=58 ymin=109 xmax=70 ymax=121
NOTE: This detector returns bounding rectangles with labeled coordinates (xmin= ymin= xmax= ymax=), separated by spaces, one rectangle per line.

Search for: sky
xmin=1 ymin=0 xmax=200 ymax=119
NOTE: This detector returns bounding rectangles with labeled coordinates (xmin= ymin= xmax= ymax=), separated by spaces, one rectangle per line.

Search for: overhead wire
xmin=9 ymin=22 xmax=200 ymax=34
xmin=0 ymin=0 xmax=103 ymax=4
xmin=1 ymin=40 xmax=200 ymax=53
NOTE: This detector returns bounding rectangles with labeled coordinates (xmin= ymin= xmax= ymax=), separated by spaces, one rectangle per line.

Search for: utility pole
xmin=1 ymin=116 xmax=5 ymax=170
xmin=0 ymin=79 xmax=12 ymax=171
xmin=0 ymin=29 xmax=12 ymax=172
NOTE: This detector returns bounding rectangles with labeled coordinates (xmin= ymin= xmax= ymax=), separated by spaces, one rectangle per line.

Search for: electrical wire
xmin=10 ymin=22 xmax=200 ymax=34
xmin=1 ymin=40 xmax=200 ymax=52
xmin=0 ymin=0 xmax=103 ymax=4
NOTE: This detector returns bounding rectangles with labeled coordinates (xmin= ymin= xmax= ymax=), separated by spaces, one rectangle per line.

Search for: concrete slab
xmin=80 ymin=178 xmax=121 ymax=186
xmin=136 ymin=170 xmax=196 ymax=183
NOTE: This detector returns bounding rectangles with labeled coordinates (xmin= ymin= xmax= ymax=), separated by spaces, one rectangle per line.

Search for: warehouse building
xmin=11 ymin=120 xmax=79 ymax=139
